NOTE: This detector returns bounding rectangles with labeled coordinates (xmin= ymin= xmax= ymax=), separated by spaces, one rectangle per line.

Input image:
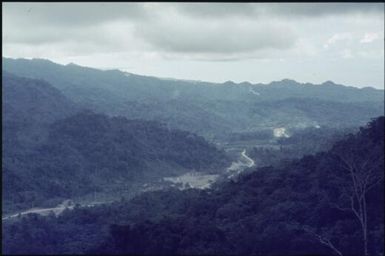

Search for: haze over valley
xmin=2 ymin=3 xmax=384 ymax=256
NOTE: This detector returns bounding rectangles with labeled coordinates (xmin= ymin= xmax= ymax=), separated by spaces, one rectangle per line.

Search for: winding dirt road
xmin=3 ymin=150 xmax=256 ymax=221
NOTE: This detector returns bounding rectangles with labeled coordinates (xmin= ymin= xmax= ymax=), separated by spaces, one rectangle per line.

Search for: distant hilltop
xmin=2 ymin=57 xmax=383 ymax=91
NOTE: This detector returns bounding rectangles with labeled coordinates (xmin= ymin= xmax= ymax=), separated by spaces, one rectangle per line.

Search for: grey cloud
xmin=3 ymin=3 xmax=383 ymax=89
xmin=268 ymin=3 xmax=384 ymax=17
xmin=134 ymin=17 xmax=297 ymax=59
xmin=3 ymin=2 xmax=147 ymax=27
xmin=175 ymin=3 xmax=384 ymax=18
xmin=4 ymin=2 xmax=299 ymax=60
xmin=3 ymin=3 xmax=143 ymax=45
xmin=173 ymin=3 xmax=258 ymax=18
xmin=3 ymin=2 xmax=383 ymax=63
xmin=3 ymin=22 xmax=125 ymax=47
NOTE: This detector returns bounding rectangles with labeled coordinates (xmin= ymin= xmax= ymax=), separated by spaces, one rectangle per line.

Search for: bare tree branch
xmin=302 ymin=226 xmax=343 ymax=256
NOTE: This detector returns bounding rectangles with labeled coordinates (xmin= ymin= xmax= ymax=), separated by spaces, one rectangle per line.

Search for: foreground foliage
xmin=3 ymin=117 xmax=383 ymax=255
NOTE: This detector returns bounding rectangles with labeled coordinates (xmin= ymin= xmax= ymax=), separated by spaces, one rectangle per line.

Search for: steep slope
xmin=2 ymin=72 xmax=79 ymax=147
xmin=3 ymin=110 xmax=230 ymax=214
xmin=93 ymin=116 xmax=384 ymax=255
xmin=2 ymin=72 xmax=230 ymax=214
xmin=2 ymin=71 xmax=78 ymax=122
xmin=2 ymin=72 xmax=80 ymax=213
xmin=3 ymin=117 xmax=382 ymax=255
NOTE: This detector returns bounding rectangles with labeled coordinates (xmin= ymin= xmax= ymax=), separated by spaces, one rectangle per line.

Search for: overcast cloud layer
xmin=2 ymin=3 xmax=384 ymax=89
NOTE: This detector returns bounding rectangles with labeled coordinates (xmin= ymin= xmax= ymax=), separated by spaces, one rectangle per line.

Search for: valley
xmin=2 ymin=58 xmax=384 ymax=256
xmin=2 ymin=147 xmax=255 ymax=221
xmin=1 ymin=62 xmax=380 ymax=218
xmin=3 ymin=3 xmax=384 ymax=255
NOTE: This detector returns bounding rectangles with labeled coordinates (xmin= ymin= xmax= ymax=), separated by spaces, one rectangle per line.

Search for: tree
xmin=301 ymin=224 xmax=343 ymax=256
xmin=331 ymin=123 xmax=384 ymax=256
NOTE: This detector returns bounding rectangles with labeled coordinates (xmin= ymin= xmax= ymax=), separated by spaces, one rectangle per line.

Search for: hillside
xmin=3 ymin=110 xmax=230 ymax=214
xmin=2 ymin=73 xmax=230 ymax=214
xmin=2 ymin=72 xmax=79 ymax=148
xmin=3 ymin=58 xmax=384 ymax=103
xmin=3 ymin=58 xmax=383 ymax=139
xmin=3 ymin=116 xmax=383 ymax=255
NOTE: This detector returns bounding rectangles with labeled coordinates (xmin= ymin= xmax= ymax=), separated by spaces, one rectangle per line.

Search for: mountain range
xmin=2 ymin=72 xmax=229 ymax=213
xmin=3 ymin=57 xmax=384 ymax=140
xmin=2 ymin=57 xmax=384 ymax=255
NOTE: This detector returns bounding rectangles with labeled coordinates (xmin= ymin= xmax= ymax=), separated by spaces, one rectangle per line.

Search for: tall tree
xmin=331 ymin=118 xmax=384 ymax=256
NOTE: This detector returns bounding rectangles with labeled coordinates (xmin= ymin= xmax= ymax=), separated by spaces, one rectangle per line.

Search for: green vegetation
xmin=3 ymin=117 xmax=383 ymax=255
xmin=2 ymin=73 xmax=229 ymax=214
xmin=3 ymin=58 xmax=383 ymax=139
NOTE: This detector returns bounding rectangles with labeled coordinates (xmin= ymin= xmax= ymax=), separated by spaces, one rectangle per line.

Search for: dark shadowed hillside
xmin=2 ymin=72 xmax=230 ymax=215
xmin=3 ymin=3 xmax=384 ymax=256
xmin=3 ymin=117 xmax=383 ymax=255
xmin=3 ymin=109 xmax=230 ymax=214
xmin=2 ymin=72 xmax=79 ymax=148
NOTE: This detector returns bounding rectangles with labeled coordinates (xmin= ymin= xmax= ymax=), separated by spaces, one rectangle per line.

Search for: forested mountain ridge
xmin=3 ymin=58 xmax=383 ymax=103
xmin=2 ymin=72 xmax=230 ymax=214
xmin=2 ymin=71 xmax=78 ymax=123
xmin=2 ymin=72 xmax=79 ymax=148
xmin=3 ymin=110 xmax=230 ymax=214
xmin=3 ymin=116 xmax=383 ymax=255
xmin=94 ymin=116 xmax=384 ymax=256
xmin=2 ymin=59 xmax=384 ymax=255
xmin=3 ymin=57 xmax=383 ymax=139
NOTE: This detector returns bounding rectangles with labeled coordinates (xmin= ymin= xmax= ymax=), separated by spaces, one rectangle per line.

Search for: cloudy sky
xmin=3 ymin=3 xmax=384 ymax=88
